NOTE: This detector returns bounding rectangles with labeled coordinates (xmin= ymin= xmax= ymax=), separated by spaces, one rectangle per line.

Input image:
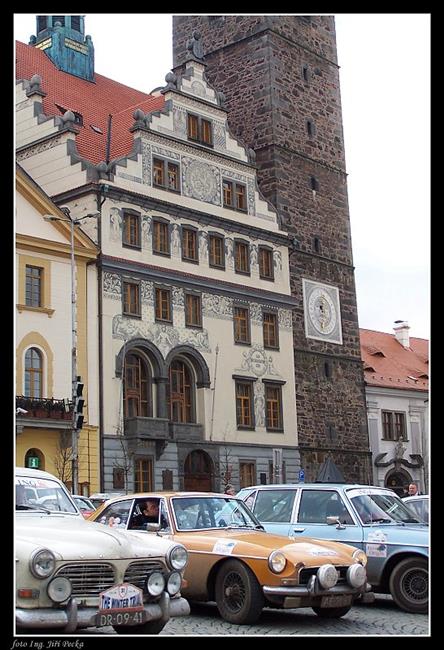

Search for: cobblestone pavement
xmin=79 ymin=595 xmax=429 ymax=636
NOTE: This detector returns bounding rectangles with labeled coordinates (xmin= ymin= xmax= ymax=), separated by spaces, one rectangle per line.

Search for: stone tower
xmin=173 ymin=16 xmax=372 ymax=483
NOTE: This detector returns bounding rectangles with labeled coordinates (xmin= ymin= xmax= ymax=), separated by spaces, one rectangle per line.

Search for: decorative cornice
xmin=101 ymin=255 xmax=297 ymax=309
xmin=374 ymin=452 xmax=424 ymax=469
xmin=53 ymin=183 xmax=291 ymax=247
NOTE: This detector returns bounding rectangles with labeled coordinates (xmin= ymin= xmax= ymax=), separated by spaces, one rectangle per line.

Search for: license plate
xmin=96 ymin=583 xmax=145 ymax=627
xmin=96 ymin=610 xmax=147 ymax=627
xmin=320 ymin=594 xmax=353 ymax=608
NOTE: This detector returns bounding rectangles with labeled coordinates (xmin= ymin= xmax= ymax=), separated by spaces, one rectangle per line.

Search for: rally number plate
xmin=95 ymin=583 xmax=145 ymax=627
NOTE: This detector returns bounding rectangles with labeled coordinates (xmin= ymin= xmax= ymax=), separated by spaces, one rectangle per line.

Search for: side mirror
xmin=326 ymin=516 xmax=346 ymax=530
xmin=146 ymin=522 xmax=161 ymax=532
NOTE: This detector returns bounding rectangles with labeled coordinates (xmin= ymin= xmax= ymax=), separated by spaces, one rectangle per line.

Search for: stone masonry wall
xmin=173 ymin=16 xmax=371 ymax=483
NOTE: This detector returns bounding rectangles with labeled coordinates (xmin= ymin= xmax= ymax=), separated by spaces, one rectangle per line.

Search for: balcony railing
xmin=16 ymin=396 xmax=73 ymax=420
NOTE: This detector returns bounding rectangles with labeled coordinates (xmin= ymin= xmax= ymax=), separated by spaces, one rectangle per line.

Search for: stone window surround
xmin=233 ymin=302 xmax=251 ymax=346
xmin=122 ymin=208 xmax=142 ymax=250
xmin=233 ymin=375 xmax=257 ymax=430
xmin=262 ymin=308 xmax=280 ymax=350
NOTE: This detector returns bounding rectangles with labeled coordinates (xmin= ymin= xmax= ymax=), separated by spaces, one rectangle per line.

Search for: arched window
xmin=123 ymin=353 xmax=152 ymax=417
xmin=168 ymin=359 xmax=194 ymax=423
xmin=24 ymin=348 xmax=43 ymax=398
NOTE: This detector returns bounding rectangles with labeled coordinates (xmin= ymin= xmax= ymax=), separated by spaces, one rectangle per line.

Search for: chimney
xmin=393 ymin=320 xmax=410 ymax=348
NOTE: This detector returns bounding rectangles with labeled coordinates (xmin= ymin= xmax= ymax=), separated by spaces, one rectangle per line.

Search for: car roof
xmin=238 ymin=483 xmax=394 ymax=491
xmin=404 ymin=495 xmax=429 ymax=501
xmin=101 ymin=491 xmax=240 ymax=504
xmin=15 ymin=467 xmax=62 ymax=481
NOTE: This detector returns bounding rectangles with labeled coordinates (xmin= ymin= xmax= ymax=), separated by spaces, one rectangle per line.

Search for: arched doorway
xmin=385 ymin=469 xmax=411 ymax=497
xmin=25 ymin=448 xmax=45 ymax=471
xmin=184 ymin=450 xmax=213 ymax=491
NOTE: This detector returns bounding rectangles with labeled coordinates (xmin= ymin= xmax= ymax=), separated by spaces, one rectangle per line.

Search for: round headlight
xmin=317 ymin=564 xmax=338 ymax=589
xmin=268 ymin=551 xmax=287 ymax=574
xmin=146 ymin=571 xmax=165 ymax=597
xmin=352 ymin=549 xmax=368 ymax=567
xmin=47 ymin=576 xmax=72 ymax=603
xmin=167 ymin=571 xmax=182 ymax=596
xmin=30 ymin=549 xmax=56 ymax=579
xmin=167 ymin=545 xmax=188 ymax=571
xmin=347 ymin=563 xmax=367 ymax=588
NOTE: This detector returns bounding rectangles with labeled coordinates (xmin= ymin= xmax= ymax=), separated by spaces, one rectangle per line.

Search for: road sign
xmin=298 ymin=469 xmax=305 ymax=482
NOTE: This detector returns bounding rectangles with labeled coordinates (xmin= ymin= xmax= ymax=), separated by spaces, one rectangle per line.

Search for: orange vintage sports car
xmin=90 ymin=492 xmax=370 ymax=624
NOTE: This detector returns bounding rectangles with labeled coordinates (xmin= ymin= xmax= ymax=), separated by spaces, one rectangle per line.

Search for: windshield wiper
xmin=226 ymin=523 xmax=255 ymax=529
xmin=16 ymin=504 xmax=52 ymax=513
xmin=369 ymin=517 xmax=392 ymax=523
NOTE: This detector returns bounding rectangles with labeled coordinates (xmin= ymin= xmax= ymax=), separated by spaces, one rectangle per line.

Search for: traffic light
xmin=74 ymin=376 xmax=85 ymax=430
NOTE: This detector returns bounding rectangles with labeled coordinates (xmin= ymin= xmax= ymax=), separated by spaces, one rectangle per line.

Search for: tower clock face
xmin=308 ymin=287 xmax=337 ymax=335
xmin=302 ymin=279 xmax=343 ymax=344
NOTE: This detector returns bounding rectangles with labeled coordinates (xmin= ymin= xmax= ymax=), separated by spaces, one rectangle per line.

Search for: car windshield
xmin=15 ymin=476 xmax=78 ymax=514
xmin=171 ymin=496 xmax=262 ymax=531
xmin=350 ymin=491 xmax=422 ymax=524
xmin=74 ymin=497 xmax=95 ymax=511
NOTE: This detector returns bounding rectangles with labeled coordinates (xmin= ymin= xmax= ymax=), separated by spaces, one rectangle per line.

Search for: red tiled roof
xmin=360 ymin=328 xmax=429 ymax=391
xmin=16 ymin=41 xmax=165 ymax=165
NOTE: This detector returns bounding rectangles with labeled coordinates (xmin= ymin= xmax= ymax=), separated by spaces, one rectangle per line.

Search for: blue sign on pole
xmin=298 ymin=469 xmax=305 ymax=483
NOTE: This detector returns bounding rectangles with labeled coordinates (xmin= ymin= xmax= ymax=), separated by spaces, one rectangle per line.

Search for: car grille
xmin=55 ymin=563 xmax=115 ymax=597
xmin=54 ymin=560 xmax=167 ymax=598
xmin=124 ymin=560 xmax=167 ymax=591
xmin=298 ymin=566 xmax=349 ymax=585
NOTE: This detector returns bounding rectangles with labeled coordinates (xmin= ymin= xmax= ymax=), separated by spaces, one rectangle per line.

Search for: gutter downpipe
xmin=97 ymin=185 xmax=107 ymax=491
xmin=209 ymin=344 xmax=219 ymax=442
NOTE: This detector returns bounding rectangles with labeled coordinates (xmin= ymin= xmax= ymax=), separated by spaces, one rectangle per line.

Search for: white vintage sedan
xmin=15 ymin=468 xmax=190 ymax=634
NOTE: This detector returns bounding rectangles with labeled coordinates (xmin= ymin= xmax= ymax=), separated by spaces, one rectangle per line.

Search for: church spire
xmin=29 ymin=15 xmax=95 ymax=82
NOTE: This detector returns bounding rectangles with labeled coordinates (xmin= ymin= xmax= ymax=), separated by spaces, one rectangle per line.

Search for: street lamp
xmin=44 ymin=207 xmax=99 ymax=494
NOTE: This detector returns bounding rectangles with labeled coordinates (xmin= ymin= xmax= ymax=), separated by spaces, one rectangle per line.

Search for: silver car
xmin=238 ymin=483 xmax=428 ymax=614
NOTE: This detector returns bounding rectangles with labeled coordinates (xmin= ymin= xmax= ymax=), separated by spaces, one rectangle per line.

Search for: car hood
xmin=175 ymin=529 xmax=358 ymax=565
xmin=15 ymin=514 xmax=174 ymax=560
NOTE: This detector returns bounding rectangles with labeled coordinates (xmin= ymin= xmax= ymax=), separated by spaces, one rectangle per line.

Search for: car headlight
xmin=146 ymin=571 xmax=165 ymax=596
xmin=352 ymin=549 xmax=368 ymax=567
xmin=47 ymin=576 xmax=72 ymax=603
xmin=30 ymin=548 xmax=56 ymax=579
xmin=167 ymin=545 xmax=188 ymax=571
xmin=317 ymin=564 xmax=338 ymax=589
xmin=268 ymin=550 xmax=287 ymax=573
xmin=167 ymin=571 xmax=182 ymax=596
xmin=347 ymin=563 xmax=367 ymax=588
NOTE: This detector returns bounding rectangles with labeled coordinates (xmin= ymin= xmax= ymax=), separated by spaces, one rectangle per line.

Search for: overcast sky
xmin=14 ymin=13 xmax=430 ymax=340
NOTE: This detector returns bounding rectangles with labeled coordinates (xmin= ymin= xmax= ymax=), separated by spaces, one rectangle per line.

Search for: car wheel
xmin=215 ymin=559 xmax=264 ymax=624
xmin=312 ymin=606 xmax=351 ymax=618
xmin=389 ymin=557 xmax=428 ymax=613
xmin=113 ymin=620 xmax=166 ymax=634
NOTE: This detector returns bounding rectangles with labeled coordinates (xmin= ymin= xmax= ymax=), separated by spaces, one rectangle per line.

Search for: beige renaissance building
xmin=15 ymin=17 xmax=299 ymax=492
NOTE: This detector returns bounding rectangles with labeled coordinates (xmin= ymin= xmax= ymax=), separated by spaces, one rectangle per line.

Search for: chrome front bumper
xmin=16 ymin=592 xmax=190 ymax=631
xmin=263 ymin=582 xmax=371 ymax=597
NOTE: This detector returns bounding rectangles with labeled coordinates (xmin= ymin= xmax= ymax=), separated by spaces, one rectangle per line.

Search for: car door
xmin=250 ymin=488 xmax=298 ymax=536
xmin=291 ymin=488 xmax=364 ymax=548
